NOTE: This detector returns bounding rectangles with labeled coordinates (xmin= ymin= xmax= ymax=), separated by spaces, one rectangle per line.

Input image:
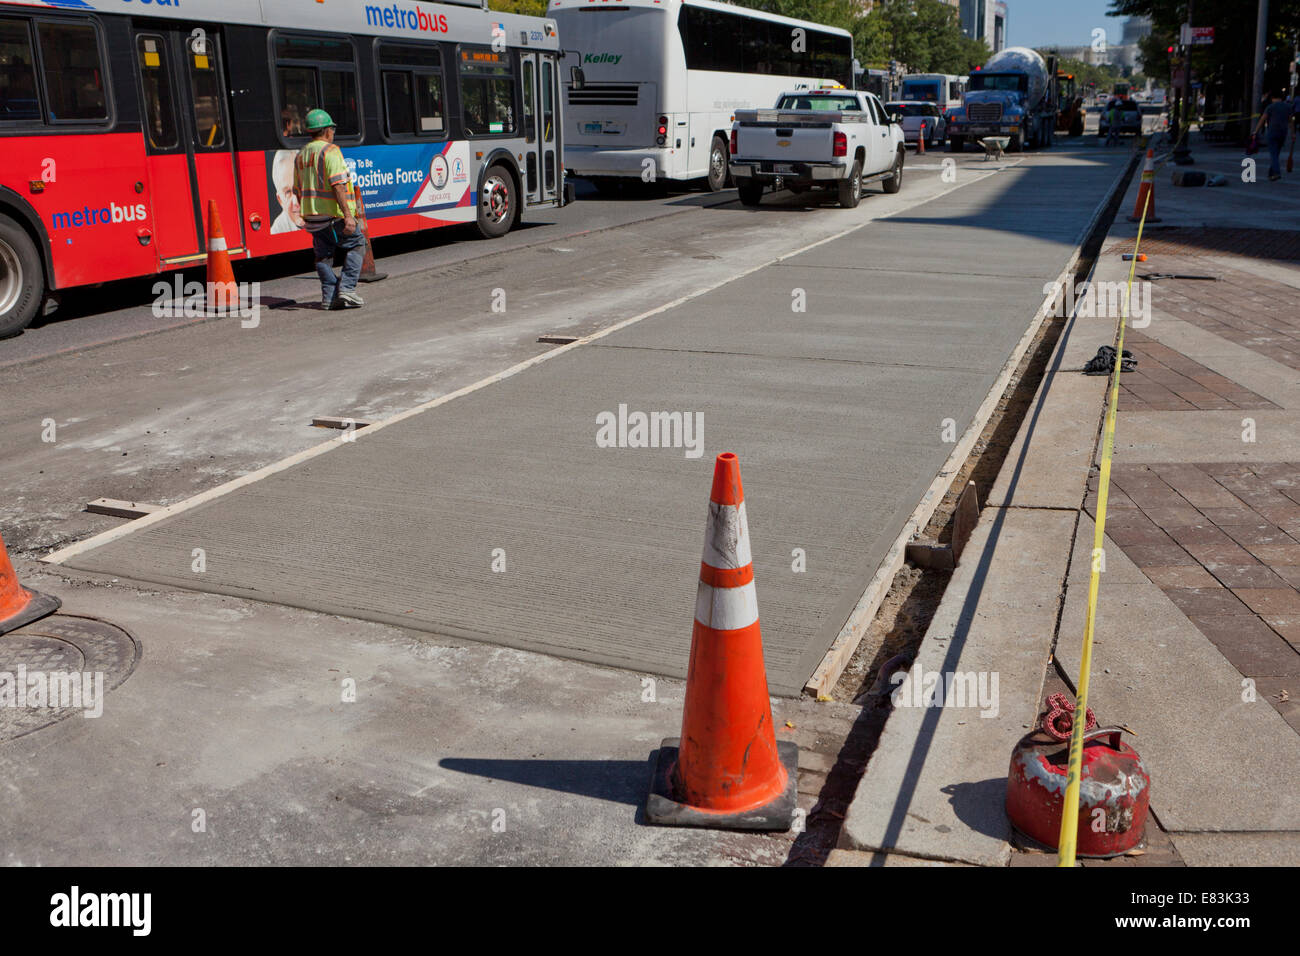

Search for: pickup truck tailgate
xmin=733 ymin=110 xmax=842 ymax=163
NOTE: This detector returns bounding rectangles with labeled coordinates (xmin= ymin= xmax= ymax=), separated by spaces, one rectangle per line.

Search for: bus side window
xmin=377 ymin=43 xmax=444 ymax=139
xmin=273 ymin=33 xmax=360 ymax=143
xmin=0 ymin=16 xmax=42 ymax=123
xmin=36 ymin=19 xmax=108 ymax=123
xmin=136 ymin=35 xmax=178 ymax=149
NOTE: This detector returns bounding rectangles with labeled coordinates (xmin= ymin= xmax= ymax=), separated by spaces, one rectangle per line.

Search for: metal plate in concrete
xmin=0 ymin=614 xmax=140 ymax=740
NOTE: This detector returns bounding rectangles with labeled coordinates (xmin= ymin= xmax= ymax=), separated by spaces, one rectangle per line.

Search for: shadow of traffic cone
xmin=205 ymin=200 xmax=240 ymax=313
xmin=1127 ymin=149 xmax=1162 ymax=222
xmin=0 ymin=531 xmax=60 ymax=636
xmin=355 ymin=190 xmax=387 ymax=283
xmin=645 ymin=452 xmax=798 ymax=830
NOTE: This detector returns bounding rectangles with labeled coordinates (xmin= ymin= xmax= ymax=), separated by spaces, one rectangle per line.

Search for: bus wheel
xmin=0 ymin=214 xmax=43 ymax=339
xmin=736 ymin=178 xmax=764 ymax=207
xmin=707 ymin=136 xmax=729 ymax=192
xmin=475 ymin=165 xmax=515 ymax=239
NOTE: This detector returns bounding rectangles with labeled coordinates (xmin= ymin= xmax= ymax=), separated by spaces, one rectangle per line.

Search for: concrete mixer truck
xmin=945 ymin=47 xmax=1060 ymax=153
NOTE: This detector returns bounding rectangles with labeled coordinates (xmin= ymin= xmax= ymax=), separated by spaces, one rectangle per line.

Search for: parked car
xmin=730 ymin=88 xmax=906 ymax=208
xmin=885 ymin=101 xmax=947 ymax=148
xmin=1098 ymin=98 xmax=1143 ymax=136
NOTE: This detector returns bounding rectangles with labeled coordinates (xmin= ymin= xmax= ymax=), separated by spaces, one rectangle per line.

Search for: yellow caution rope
xmin=1056 ymin=175 xmax=1151 ymax=867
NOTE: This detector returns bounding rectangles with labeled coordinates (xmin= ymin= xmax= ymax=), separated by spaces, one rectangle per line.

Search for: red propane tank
xmin=1005 ymin=719 xmax=1150 ymax=858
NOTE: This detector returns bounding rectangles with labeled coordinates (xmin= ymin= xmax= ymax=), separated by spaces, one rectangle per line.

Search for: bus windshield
xmin=776 ymin=94 xmax=859 ymax=111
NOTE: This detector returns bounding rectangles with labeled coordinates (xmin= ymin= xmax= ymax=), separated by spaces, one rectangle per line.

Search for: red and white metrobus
xmin=0 ymin=0 xmax=567 ymax=337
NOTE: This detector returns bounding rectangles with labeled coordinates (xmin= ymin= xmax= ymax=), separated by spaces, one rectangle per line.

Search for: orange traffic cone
xmin=645 ymin=452 xmax=797 ymax=830
xmin=205 ymin=199 xmax=239 ymax=312
xmin=355 ymin=190 xmax=387 ymax=283
xmin=917 ymin=122 xmax=926 ymax=154
xmin=1127 ymin=148 xmax=1162 ymax=223
xmin=0 ymin=531 xmax=60 ymax=636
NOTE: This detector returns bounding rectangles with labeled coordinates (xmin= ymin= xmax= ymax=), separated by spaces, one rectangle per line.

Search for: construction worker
xmin=1104 ymin=100 xmax=1121 ymax=148
xmin=293 ymin=109 xmax=364 ymax=310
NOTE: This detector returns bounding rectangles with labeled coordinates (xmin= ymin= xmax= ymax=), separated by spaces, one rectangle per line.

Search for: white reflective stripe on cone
xmin=694 ymin=579 xmax=759 ymax=631
xmin=702 ymin=501 xmax=752 ymax=570
xmin=209 ymin=237 xmax=228 ymax=251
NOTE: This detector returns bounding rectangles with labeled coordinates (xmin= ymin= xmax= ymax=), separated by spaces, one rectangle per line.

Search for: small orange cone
xmin=646 ymin=452 xmax=797 ymax=830
xmin=917 ymin=122 xmax=926 ymax=154
xmin=0 ymin=531 xmax=60 ymax=636
xmin=1127 ymin=148 xmax=1162 ymax=223
xmin=355 ymin=190 xmax=387 ymax=283
xmin=205 ymin=199 xmax=239 ymax=312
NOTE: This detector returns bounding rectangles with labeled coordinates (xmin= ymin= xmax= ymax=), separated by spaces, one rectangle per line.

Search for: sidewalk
xmin=839 ymin=137 xmax=1300 ymax=866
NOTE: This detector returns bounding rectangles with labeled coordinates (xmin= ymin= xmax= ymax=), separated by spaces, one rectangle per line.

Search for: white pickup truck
xmin=729 ymin=88 xmax=906 ymax=208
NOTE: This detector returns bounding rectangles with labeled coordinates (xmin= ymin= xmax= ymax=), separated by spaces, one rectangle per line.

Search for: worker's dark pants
xmin=1266 ymin=133 xmax=1286 ymax=178
xmin=311 ymin=219 xmax=365 ymax=304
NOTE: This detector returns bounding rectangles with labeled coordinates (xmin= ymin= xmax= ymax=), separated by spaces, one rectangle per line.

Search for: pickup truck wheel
xmin=948 ymin=136 xmax=965 ymax=153
xmin=706 ymin=136 xmax=729 ymax=192
xmin=0 ymin=214 xmax=44 ymax=339
xmin=837 ymin=160 xmax=862 ymax=208
xmin=736 ymin=178 xmax=764 ymax=207
xmin=882 ymin=149 xmax=904 ymax=194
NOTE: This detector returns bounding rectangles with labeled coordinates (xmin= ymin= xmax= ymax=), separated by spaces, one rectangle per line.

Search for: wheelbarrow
xmin=979 ymin=136 xmax=1010 ymax=160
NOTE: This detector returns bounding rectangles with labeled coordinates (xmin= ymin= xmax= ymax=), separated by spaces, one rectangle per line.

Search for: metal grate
xmin=967 ymin=102 xmax=1002 ymax=123
xmin=567 ymin=84 xmax=638 ymax=106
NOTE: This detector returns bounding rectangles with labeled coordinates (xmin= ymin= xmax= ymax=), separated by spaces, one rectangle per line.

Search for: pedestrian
xmin=1254 ymin=90 xmax=1294 ymax=181
xmin=292 ymin=109 xmax=364 ymax=309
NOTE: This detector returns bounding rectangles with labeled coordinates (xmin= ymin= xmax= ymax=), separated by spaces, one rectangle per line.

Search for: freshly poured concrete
xmin=60 ymin=153 xmax=1128 ymax=696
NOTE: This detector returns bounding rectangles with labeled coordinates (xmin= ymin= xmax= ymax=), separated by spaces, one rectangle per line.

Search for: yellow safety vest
xmin=294 ymin=139 xmax=356 ymax=220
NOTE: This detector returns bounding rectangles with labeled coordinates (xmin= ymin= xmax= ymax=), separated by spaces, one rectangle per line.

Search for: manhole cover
xmin=0 ymin=614 xmax=140 ymax=741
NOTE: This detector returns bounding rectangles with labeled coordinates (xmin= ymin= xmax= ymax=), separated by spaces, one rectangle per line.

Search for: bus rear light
xmin=656 ymin=114 xmax=667 ymax=145
xmin=729 ymin=128 xmax=737 ymax=155
xmin=833 ymin=131 xmax=848 ymax=157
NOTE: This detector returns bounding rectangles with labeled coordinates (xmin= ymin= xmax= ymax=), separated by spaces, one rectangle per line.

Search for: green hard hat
xmin=305 ymin=108 xmax=335 ymax=131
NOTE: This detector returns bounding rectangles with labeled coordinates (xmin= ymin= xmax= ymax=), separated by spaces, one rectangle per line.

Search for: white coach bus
xmin=547 ymin=0 xmax=853 ymax=191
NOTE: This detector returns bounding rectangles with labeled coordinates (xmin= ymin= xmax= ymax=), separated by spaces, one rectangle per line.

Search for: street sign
xmin=1180 ymin=25 xmax=1215 ymax=45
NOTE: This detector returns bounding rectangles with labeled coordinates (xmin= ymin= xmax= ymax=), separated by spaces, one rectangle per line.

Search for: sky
xmin=1005 ymin=0 xmax=1132 ymax=51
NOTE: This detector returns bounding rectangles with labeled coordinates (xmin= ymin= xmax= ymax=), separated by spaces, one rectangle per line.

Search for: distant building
xmin=959 ymin=0 xmax=1007 ymax=54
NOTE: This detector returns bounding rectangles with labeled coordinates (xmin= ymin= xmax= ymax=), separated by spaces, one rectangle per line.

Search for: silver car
xmin=886 ymin=101 xmax=947 ymax=148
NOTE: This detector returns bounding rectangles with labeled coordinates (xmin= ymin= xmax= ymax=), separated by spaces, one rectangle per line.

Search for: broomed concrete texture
xmin=58 ymin=152 xmax=1128 ymax=697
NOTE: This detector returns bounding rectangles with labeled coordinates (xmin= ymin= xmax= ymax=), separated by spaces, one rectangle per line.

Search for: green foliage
xmin=1108 ymin=0 xmax=1300 ymax=106
xmin=488 ymin=0 xmax=548 ymax=16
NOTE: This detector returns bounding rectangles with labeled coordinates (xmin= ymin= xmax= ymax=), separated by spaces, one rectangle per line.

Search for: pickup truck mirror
xmin=890 ymin=113 xmax=903 ymax=125
xmin=570 ymin=66 xmax=585 ymax=90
